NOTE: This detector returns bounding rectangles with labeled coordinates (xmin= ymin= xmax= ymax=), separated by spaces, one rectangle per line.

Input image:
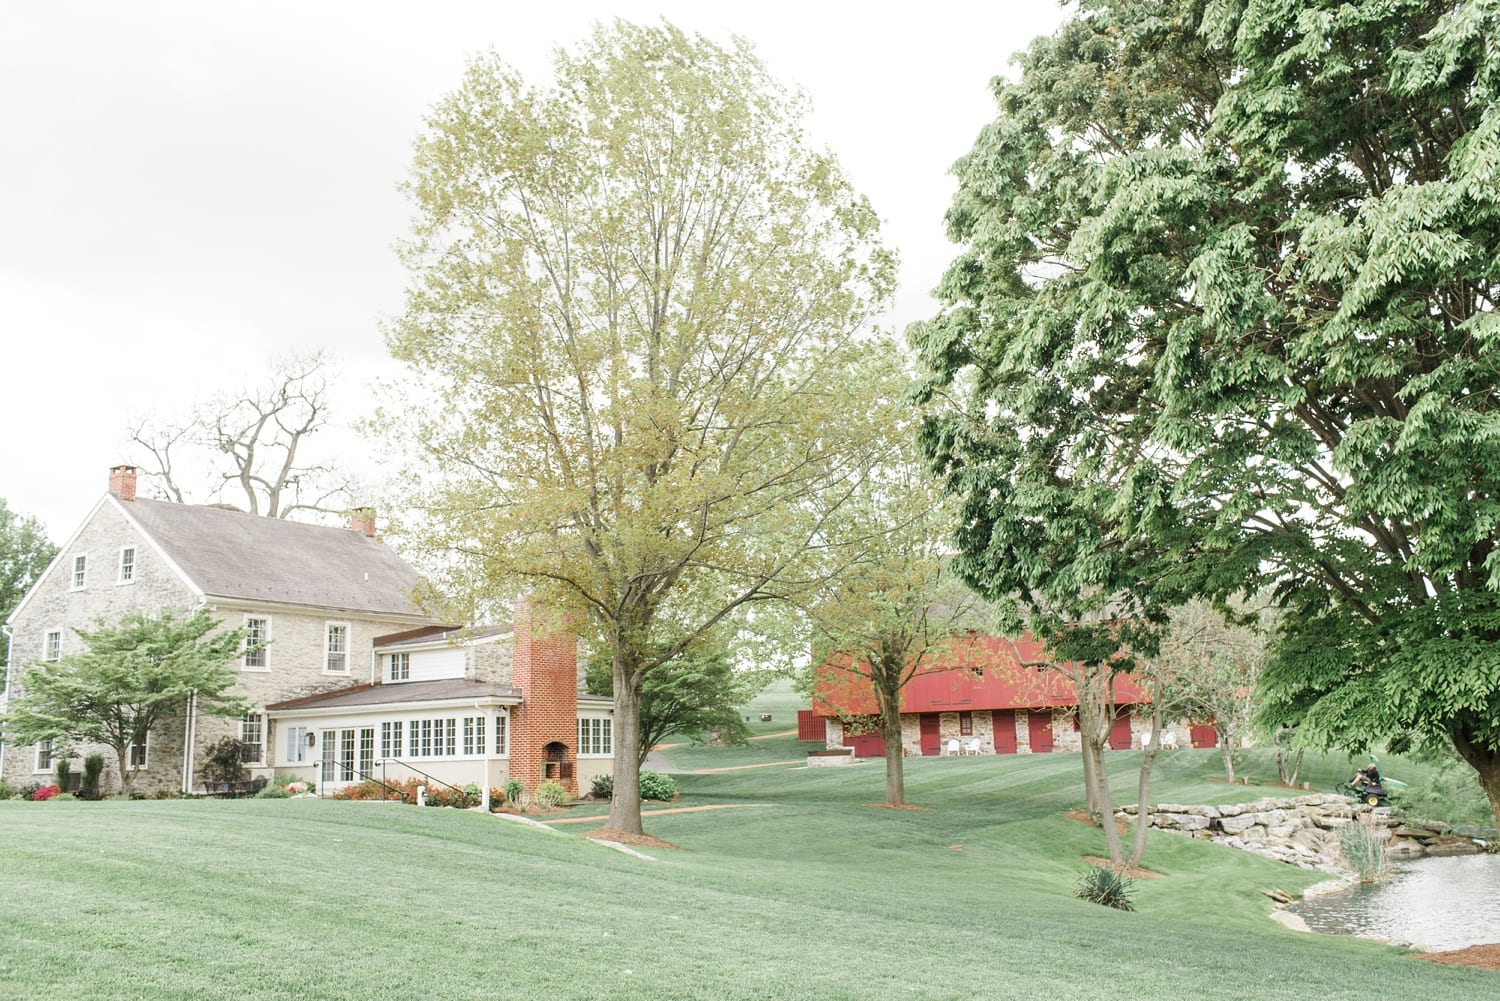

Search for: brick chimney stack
xmin=108 ymin=465 xmax=137 ymax=501
xmin=510 ymin=598 xmax=580 ymax=793
xmin=350 ymin=506 xmax=377 ymax=538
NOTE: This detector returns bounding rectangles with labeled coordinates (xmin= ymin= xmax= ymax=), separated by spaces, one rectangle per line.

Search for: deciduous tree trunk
xmin=607 ymin=665 xmax=645 ymax=836
xmin=880 ymin=698 xmax=905 ymax=807
xmin=1453 ymin=725 xmax=1500 ymax=834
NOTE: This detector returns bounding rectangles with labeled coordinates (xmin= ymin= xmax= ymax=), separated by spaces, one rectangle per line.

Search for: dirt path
xmin=549 ymin=802 xmax=777 ymax=825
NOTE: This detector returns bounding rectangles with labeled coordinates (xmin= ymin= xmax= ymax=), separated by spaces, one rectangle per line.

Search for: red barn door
xmin=992 ymin=710 xmax=1017 ymax=753
xmin=1109 ymin=711 xmax=1133 ymax=750
xmin=919 ymin=714 xmax=942 ymax=756
xmin=1190 ymin=725 xmax=1218 ymax=748
xmin=1027 ymin=711 xmax=1053 ymax=752
xmin=849 ymin=732 xmax=886 ymax=758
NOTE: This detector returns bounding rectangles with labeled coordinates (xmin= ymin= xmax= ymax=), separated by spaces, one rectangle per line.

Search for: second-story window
xmin=325 ymin=623 xmax=349 ymax=674
xmin=44 ymin=630 xmax=61 ymax=662
xmin=117 ymin=546 xmax=135 ymax=584
xmin=71 ymin=555 xmax=87 ymax=590
xmin=243 ymin=617 xmax=269 ymax=670
xmin=388 ymin=652 xmax=409 ymax=681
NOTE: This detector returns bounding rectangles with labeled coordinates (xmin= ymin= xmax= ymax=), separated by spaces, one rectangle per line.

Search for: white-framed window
xmin=494 ymin=712 xmax=509 ymax=756
xmin=43 ymin=630 xmax=62 ymax=662
xmin=380 ymin=721 xmax=403 ymax=760
xmin=388 ymin=652 xmax=409 ymax=681
xmin=71 ymin=554 xmax=87 ymax=591
xmin=34 ymin=739 xmax=54 ymax=772
xmin=283 ymin=725 xmax=308 ymax=765
xmin=240 ymin=714 xmax=264 ymax=764
xmin=462 ymin=715 xmax=487 ymax=756
xmin=406 ymin=718 xmax=458 ymax=758
xmin=324 ymin=622 xmax=349 ymax=674
xmin=127 ymin=735 xmax=148 ymax=770
xmin=243 ymin=616 xmax=270 ymax=670
xmin=116 ymin=546 xmax=136 ymax=584
xmin=578 ymin=716 xmax=612 ymax=757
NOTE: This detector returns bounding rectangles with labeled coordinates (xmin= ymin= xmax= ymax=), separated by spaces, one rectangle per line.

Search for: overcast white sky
xmin=1 ymin=1 xmax=1068 ymax=542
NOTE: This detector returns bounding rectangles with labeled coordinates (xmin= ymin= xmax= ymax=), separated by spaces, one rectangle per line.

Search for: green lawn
xmin=3 ymin=744 xmax=1495 ymax=1000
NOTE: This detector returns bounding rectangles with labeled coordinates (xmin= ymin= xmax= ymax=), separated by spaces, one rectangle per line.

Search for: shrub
xmin=54 ymin=757 xmax=73 ymax=793
xmin=535 ymin=780 xmax=568 ymax=808
xmin=503 ymin=779 xmax=524 ymax=806
xmin=639 ymin=770 xmax=677 ymax=802
xmin=1075 ymin=866 xmax=1135 ymax=911
xmin=590 ymin=774 xmax=614 ymax=800
xmin=201 ymin=737 xmax=247 ymax=787
xmin=0 ymin=781 xmax=13 ymax=801
xmin=257 ymin=775 xmax=314 ymax=799
xmin=32 ymin=784 xmax=62 ymax=803
xmin=488 ymin=787 xmax=507 ymax=809
xmin=80 ymin=754 xmax=105 ymax=800
xmin=17 ymin=782 xmax=42 ymax=801
xmin=1338 ymin=818 xmax=1392 ymax=883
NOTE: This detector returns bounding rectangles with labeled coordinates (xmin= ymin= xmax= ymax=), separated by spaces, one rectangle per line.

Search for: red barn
xmin=809 ymin=633 xmax=1163 ymax=757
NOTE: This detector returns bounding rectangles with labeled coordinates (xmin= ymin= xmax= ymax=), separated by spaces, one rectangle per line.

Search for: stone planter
xmin=807 ymin=748 xmax=857 ymax=767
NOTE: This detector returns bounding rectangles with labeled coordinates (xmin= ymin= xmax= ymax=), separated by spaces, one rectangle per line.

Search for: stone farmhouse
xmin=0 ymin=466 xmax=612 ymax=798
xmin=805 ymin=632 xmax=1216 ymax=757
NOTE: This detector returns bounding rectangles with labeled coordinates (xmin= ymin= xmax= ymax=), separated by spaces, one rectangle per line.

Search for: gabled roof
xmin=118 ymin=496 xmax=425 ymax=617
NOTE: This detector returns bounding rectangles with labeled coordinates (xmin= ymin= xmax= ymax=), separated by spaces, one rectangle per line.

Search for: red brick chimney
xmin=108 ymin=465 xmax=137 ymax=501
xmin=509 ymin=598 xmax=580 ymax=793
xmin=350 ymin=506 xmax=376 ymax=538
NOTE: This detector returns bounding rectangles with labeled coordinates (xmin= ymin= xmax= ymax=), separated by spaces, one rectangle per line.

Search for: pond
xmin=1289 ymin=853 xmax=1500 ymax=951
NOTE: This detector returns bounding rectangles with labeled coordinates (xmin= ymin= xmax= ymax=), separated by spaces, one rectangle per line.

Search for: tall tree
xmin=0 ymin=499 xmax=57 ymax=674
xmin=805 ymin=456 xmax=980 ymax=807
xmin=128 ymin=348 xmax=353 ymax=520
xmin=386 ymin=22 xmax=897 ymax=835
xmin=913 ymin=0 xmax=1500 ymax=828
xmin=584 ymin=643 xmax=760 ymax=769
xmin=1155 ymin=598 xmax=1274 ymax=783
xmin=1 ymin=608 xmax=251 ymax=797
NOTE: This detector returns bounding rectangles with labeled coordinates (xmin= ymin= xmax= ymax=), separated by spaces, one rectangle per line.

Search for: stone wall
xmin=1117 ymin=794 xmax=1479 ymax=872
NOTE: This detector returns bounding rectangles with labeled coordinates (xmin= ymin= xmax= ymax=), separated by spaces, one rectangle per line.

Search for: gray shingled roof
xmin=123 ymin=497 xmax=425 ymax=617
xmin=267 ymin=678 xmax=522 ymax=711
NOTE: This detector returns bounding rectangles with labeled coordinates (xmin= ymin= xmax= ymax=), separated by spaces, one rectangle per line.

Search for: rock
xmin=1161 ymin=812 xmax=1210 ymax=832
xmin=1220 ymin=814 xmax=1257 ymax=834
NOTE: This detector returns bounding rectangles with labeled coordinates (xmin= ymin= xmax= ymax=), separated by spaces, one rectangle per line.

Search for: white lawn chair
xmin=1160 ymin=730 xmax=1179 ymax=750
xmin=965 ymin=737 xmax=982 ymax=755
xmin=945 ymin=738 xmax=961 ymax=756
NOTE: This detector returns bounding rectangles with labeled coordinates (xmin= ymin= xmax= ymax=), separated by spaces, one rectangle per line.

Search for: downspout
xmin=476 ymin=699 xmax=490 ymax=811
xmin=0 ymin=623 xmax=12 ymax=776
xmin=181 ymin=689 xmax=197 ymax=795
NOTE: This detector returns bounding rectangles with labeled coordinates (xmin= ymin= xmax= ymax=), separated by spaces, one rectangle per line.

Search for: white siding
xmin=408 ymin=647 xmax=465 ymax=683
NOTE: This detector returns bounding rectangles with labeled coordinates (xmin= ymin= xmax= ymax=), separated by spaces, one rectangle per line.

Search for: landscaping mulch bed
xmin=1064 ymin=808 xmax=1133 ymax=836
xmin=1081 ymin=855 xmax=1163 ymax=879
xmin=584 ymin=826 xmax=680 ymax=850
xmin=1410 ymin=942 xmax=1500 ymax=971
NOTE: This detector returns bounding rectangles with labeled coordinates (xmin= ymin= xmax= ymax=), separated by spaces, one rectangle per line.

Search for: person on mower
xmin=1350 ymin=756 xmax=1381 ymax=792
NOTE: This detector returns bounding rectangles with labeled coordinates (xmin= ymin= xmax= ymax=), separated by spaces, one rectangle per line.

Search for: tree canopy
xmin=913 ymin=0 xmax=1500 ymax=826
xmin=0 ymin=499 xmax=56 ymax=673
xmin=1 ymin=607 xmax=250 ymax=797
xmin=584 ymin=643 xmax=759 ymax=768
xmin=386 ymin=21 xmax=899 ymax=834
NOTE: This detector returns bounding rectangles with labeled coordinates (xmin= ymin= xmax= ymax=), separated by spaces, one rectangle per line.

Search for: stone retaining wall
xmin=1116 ymin=794 xmax=1478 ymax=872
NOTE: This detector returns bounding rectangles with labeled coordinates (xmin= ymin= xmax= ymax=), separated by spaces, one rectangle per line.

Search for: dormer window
xmin=388 ymin=652 xmax=410 ymax=681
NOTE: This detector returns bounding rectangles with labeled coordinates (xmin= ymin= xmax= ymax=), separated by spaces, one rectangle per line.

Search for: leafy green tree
xmin=0 ymin=499 xmax=57 ymax=674
xmin=1 ymin=608 xmax=251 ymax=797
xmin=913 ymin=0 xmax=1500 ymax=828
xmin=805 ymin=455 xmax=981 ymax=807
xmin=585 ymin=644 xmax=759 ymax=768
xmin=1154 ymin=598 xmax=1275 ymax=783
xmin=386 ymin=22 xmax=897 ymax=835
